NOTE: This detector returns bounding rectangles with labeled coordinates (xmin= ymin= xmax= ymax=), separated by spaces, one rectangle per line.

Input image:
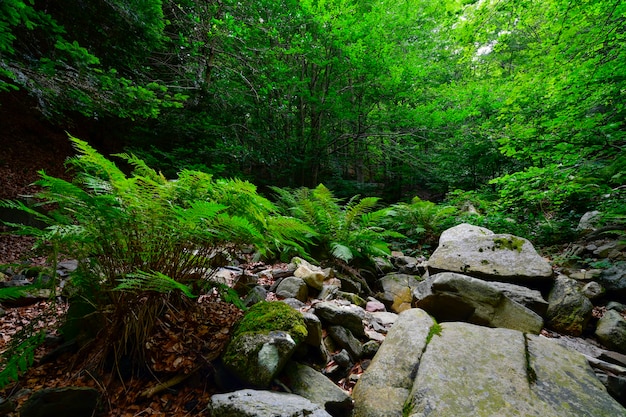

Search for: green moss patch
xmin=232 ymin=301 xmax=307 ymax=344
xmin=493 ymin=237 xmax=525 ymax=252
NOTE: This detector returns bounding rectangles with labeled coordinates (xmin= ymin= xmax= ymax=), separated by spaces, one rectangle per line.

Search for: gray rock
xmin=352 ymin=309 xmax=435 ymax=417
xmin=328 ymin=326 xmax=362 ymax=360
xmin=484 ymin=281 xmax=549 ymax=317
xmin=596 ymin=310 xmax=626 ymax=354
xmin=365 ymin=299 xmax=385 ymax=312
xmin=281 ymin=298 xmax=306 ymax=309
xmin=582 ymin=281 xmax=605 ymax=300
xmin=276 ymin=277 xmax=309 ymax=302
xmin=243 ymin=285 xmax=267 ymax=307
xmin=598 ymin=263 xmax=626 ymax=300
xmin=414 ymin=272 xmax=543 ymax=334
xmin=546 ymin=276 xmax=593 ymax=336
xmin=527 ymin=333 xmax=626 ymax=416
xmin=427 ymin=224 xmax=553 ymax=284
xmin=314 ymin=302 xmax=365 ymax=337
xmin=361 ymin=340 xmax=380 ymax=358
xmin=438 ymin=223 xmax=493 ymax=244
xmin=594 ymin=241 xmax=626 ymax=258
xmin=577 ymin=210 xmax=601 ymax=231
xmin=207 ymin=389 xmax=332 ymax=417
xmin=302 ymin=312 xmax=323 ymax=347
xmin=378 ymin=273 xmax=421 ymax=313
xmin=223 ymin=331 xmax=297 ymax=388
xmin=282 ymin=362 xmax=353 ymax=416
xmin=404 ymin=322 xmax=625 ymax=417
xmin=608 ymin=301 xmax=626 ymax=313
xmin=332 ymin=349 xmax=353 ymax=369
xmin=19 ymin=387 xmax=99 ymax=417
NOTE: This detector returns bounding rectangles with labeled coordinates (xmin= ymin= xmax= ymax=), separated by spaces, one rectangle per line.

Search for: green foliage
xmin=1 ymin=135 xmax=314 ymax=372
xmin=0 ymin=331 xmax=45 ymax=389
xmin=385 ymin=197 xmax=458 ymax=250
xmin=231 ymin=301 xmax=307 ymax=344
xmin=272 ymin=184 xmax=402 ymax=264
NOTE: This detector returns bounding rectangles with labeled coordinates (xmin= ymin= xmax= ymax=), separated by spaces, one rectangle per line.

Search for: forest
xmin=1 ymin=0 xmax=623 ymax=238
xmin=0 ymin=0 xmax=625 ymax=413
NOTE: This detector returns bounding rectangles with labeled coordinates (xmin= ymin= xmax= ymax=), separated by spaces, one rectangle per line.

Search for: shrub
xmin=271 ymin=184 xmax=403 ymax=265
xmin=0 ymin=136 xmax=313 ymax=378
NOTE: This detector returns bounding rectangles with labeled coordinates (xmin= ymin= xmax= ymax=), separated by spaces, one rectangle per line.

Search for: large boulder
xmin=546 ymin=276 xmax=593 ymax=336
xmin=207 ymin=389 xmax=332 ymax=417
xmin=427 ymin=223 xmax=553 ymax=285
xmin=352 ymin=309 xmax=436 ymax=417
xmin=222 ymin=301 xmax=307 ymax=387
xmin=403 ymin=321 xmax=625 ymax=417
xmin=222 ymin=331 xmax=297 ymax=388
xmin=414 ymin=272 xmax=544 ymax=334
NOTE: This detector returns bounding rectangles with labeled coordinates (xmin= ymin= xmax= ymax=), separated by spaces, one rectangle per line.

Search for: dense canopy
xmin=1 ymin=0 xmax=625 ymax=227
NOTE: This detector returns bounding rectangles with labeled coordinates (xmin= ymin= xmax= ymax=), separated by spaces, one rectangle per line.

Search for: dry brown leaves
xmin=146 ymin=300 xmax=243 ymax=374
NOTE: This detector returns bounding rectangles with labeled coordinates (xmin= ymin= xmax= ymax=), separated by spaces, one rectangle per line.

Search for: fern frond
xmin=0 ymin=285 xmax=37 ymax=302
xmin=331 ymin=242 xmax=354 ymax=262
xmin=115 ymin=270 xmax=196 ymax=298
xmin=0 ymin=331 xmax=46 ymax=389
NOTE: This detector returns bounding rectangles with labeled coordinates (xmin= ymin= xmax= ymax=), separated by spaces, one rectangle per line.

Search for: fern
xmin=115 ymin=271 xmax=196 ymax=298
xmin=271 ymin=184 xmax=399 ymax=265
xmin=0 ymin=331 xmax=46 ymax=389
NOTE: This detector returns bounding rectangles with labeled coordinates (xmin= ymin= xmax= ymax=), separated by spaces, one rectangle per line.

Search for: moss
xmin=493 ymin=237 xmax=525 ymax=252
xmin=232 ymin=301 xmax=307 ymax=344
xmin=426 ymin=321 xmax=442 ymax=345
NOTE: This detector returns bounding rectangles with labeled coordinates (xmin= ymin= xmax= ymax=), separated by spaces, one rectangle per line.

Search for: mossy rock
xmin=233 ymin=301 xmax=307 ymax=344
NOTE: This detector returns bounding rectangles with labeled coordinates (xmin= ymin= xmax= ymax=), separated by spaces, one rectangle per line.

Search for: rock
xmin=365 ymin=299 xmax=385 ymax=312
xmin=302 ymin=312 xmax=323 ymax=347
xmin=438 ymin=223 xmax=493 ymax=243
xmin=293 ymin=257 xmax=329 ymax=290
xmin=596 ymin=310 xmax=626 ymax=354
xmin=527 ymin=333 xmax=626 ymax=416
xmin=598 ymin=263 xmax=626 ymax=300
xmin=569 ymin=269 xmax=603 ymax=281
xmin=373 ymin=257 xmax=394 ymax=274
xmin=414 ymin=272 xmax=543 ymax=334
xmin=361 ymin=340 xmax=379 ymax=358
xmin=313 ymin=301 xmax=365 ymax=337
xmin=577 ymin=210 xmax=602 ymax=231
xmin=378 ymin=273 xmax=421 ymax=313
xmin=207 ymin=389 xmax=332 ymax=417
xmin=243 ymin=285 xmax=267 ymax=307
xmin=222 ymin=331 xmax=297 ymax=388
xmin=392 ymin=255 xmax=425 ymax=275
xmin=19 ymin=387 xmax=99 ymax=417
xmin=282 ymin=298 xmax=306 ymax=309
xmin=328 ymin=326 xmax=362 ymax=360
xmin=484 ymin=281 xmax=549 ymax=317
xmin=352 ymin=309 xmax=435 ymax=417
xmin=582 ymin=281 xmax=605 ymax=300
xmin=546 ymin=276 xmax=593 ymax=336
xmin=608 ymin=301 xmax=626 ymax=313
xmin=275 ymin=277 xmax=309 ymax=302
xmin=594 ymin=241 xmax=626 ymax=259
xmin=282 ymin=361 xmax=353 ymax=416
xmin=403 ymin=321 xmax=625 ymax=417
xmin=427 ymin=224 xmax=553 ymax=285
xmin=336 ymin=291 xmax=366 ymax=307
xmin=332 ymin=349 xmax=353 ymax=369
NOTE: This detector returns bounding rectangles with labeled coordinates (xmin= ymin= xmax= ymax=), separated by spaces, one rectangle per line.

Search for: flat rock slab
xmin=207 ymin=389 xmax=332 ymax=417
xmin=407 ymin=322 xmax=625 ymax=417
xmin=427 ymin=224 xmax=553 ymax=284
xmin=352 ymin=309 xmax=435 ymax=417
xmin=353 ymin=310 xmax=626 ymax=417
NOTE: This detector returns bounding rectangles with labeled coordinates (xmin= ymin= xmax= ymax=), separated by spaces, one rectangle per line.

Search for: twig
xmin=140 ymin=365 xmax=202 ymax=398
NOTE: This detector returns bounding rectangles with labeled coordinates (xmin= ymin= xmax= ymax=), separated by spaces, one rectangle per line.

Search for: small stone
xmin=365 ymin=300 xmax=385 ymax=312
xmin=582 ymin=281 xmax=605 ymax=300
